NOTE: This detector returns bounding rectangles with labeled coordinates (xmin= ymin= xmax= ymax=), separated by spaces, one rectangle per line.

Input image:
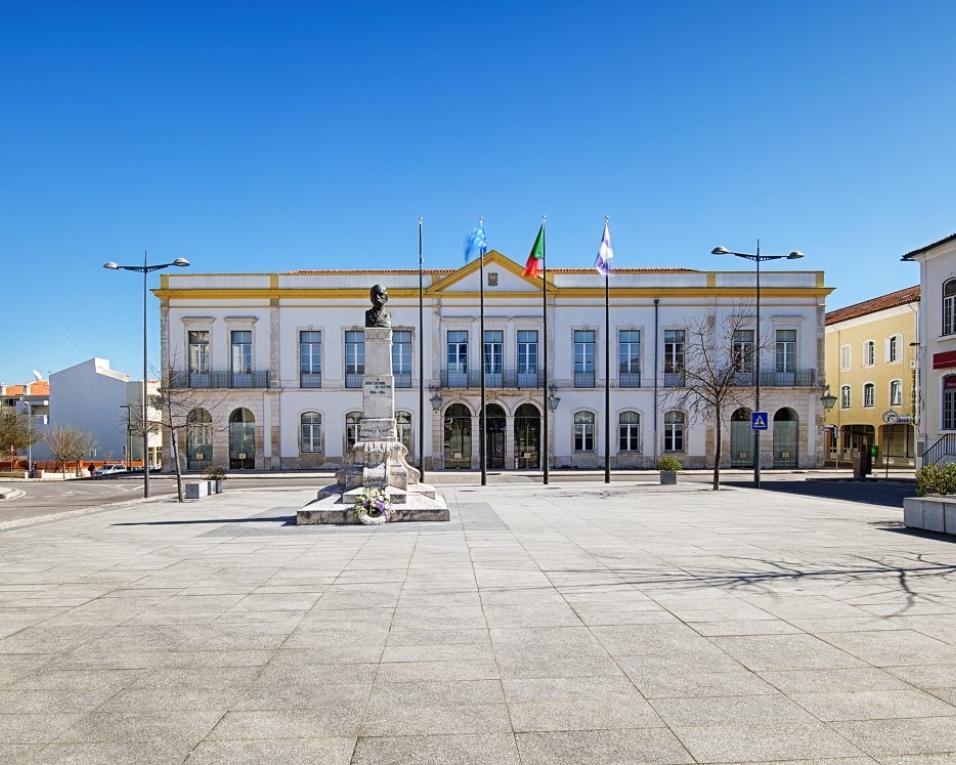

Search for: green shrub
xmin=202 ymin=464 xmax=227 ymax=481
xmin=656 ymin=456 xmax=683 ymax=472
xmin=916 ymin=463 xmax=956 ymax=496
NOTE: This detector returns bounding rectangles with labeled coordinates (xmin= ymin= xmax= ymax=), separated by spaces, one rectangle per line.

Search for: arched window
xmin=944 ymin=376 xmax=956 ymax=430
xmin=945 ymin=280 xmax=956 ymax=336
xmin=573 ymin=411 xmax=595 ymax=451
xmin=397 ymin=411 xmax=412 ymax=453
xmin=890 ymin=379 xmax=903 ymax=407
xmin=300 ymin=412 xmax=322 ymax=453
xmin=186 ymin=408 xmax=212 ymax=470
xmin=618 ymin=411 xmax=641 ymax=452
xmin=841 ymin=385 xmax=851 ymax=409
xmin=863 ymin=383 xmax=875 ymax=408
xmin=664 ymin=411 xmax=684 ymax=452
xmin=345 ymin=412 xmax=361 ymax=451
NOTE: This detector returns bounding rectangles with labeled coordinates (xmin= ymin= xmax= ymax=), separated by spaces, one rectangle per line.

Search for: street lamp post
xmin=711 ymin=242 xmax=804 ymax=489
xmin=103 ymin=252 xmax=190 ymax=498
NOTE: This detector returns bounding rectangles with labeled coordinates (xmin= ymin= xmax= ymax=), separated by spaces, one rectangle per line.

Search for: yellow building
xmin=824 ymin=286 xmax=919 ymax=466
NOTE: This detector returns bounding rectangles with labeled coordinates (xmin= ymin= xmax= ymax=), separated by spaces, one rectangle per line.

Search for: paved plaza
xmin=0 ymin=481 xmax=955 ymax=763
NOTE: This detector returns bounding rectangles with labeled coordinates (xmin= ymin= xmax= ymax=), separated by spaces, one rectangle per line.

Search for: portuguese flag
xmin=523 ymin=224 xmax=545 ymax=278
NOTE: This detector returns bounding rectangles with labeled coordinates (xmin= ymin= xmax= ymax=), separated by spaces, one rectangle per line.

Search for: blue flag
xmin=464 ymin=221 xmax=487 ymax=263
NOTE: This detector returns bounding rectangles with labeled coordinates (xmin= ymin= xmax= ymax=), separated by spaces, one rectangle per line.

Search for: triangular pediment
xmin=427 ymin=250 xmax=547 ymax=295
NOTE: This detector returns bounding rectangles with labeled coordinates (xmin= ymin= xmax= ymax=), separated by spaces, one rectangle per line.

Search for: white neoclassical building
xmin=155 ymin=251 xmax=831 ymax=472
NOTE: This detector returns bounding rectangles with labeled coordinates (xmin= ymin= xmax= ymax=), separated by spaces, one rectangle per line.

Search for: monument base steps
xmin=298 ymin=481 xmax=449 ymax=525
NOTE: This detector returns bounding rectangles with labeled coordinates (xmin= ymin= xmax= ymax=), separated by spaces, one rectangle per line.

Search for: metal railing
xmin=619 ymin=372 xmax=641 ymax=388
xmin=664 ymin=371 xmax=685 ymax=388
xmin=300 ymin=372 xmax=322 ymax=388
xmin=924 ymin=433 xmax=956 ymax=466
xmin=732 ymin=369 xmax=816 ymax=387
xmin=440 ymin=369 xmax=545 ymax=389
xmin=394 ymin=372 xmax=412 ymax=388
xmin=574 ymin=371 xmax=596 ymax=388
xmin=345 ymin=372 xmax=363 ymax=389
xmin=169 ymin=371 xmax=270 ymax=389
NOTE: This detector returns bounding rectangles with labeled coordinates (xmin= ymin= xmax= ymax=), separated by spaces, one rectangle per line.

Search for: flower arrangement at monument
xmin=351 ymin=487 xmax=392 ymax=525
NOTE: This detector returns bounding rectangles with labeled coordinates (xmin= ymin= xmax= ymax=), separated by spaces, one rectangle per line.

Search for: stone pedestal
xmin=299 ymin=326 xmax=448 ymax=525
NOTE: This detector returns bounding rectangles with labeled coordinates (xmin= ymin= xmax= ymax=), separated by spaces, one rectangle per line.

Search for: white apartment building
xmin=44 ymin=358 xmax=162 ymax=467
xmin=903 ymin=232 xmax=956 ymax=465
xmin=155 ymin=251 xmax=831 ymax=472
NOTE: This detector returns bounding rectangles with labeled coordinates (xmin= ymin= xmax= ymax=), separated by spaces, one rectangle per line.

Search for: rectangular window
xmin=732 ymin=329 xmax=754 ymax=373
xmin=664 ymin=412 xmax=684 ymax=452
xmin=864 ymin=383 xmax=875 ymax=408
xmin=484 ymin=330 xmax=503 ymax=375
xmin=890 ymin=380 xmax=903 ymax=406
xmin=517 ymin=330 xmax=538 ymax=382
xmin=776 ymin=330 xmax=797 ymax=373
xmin=619 ymin=330 xmax=640 ymax=387
xmin=299 ymin=331 xmax=321 ymax=387
xmin=392 ymin=330 xmax=412 ymax=387
xmin=840 ymin=344 xmax=851 ymax=371
xmin=574 ymin=330 xmax=595 ymax=387
xmin=188 ymin=331 xmax=209 ymax=375
xmin=345 ymin=331 xmax=365 ymax=387
xmin=841 ymin=385 xmax=851 ymax=409
xmin=230 ymin=331 xmax=252 ymax=374
xmin=945 ymin=377 xmax=956 ymax=429
xmin=664 ymin=329 xmax=685 ymax=386
xmin=888 ymin=335 xmax=899 ymax=363
xmin=863 ymin=340 xmax=875 ymax=367
xmin=447 ymin=331 xmax=468 ymax=373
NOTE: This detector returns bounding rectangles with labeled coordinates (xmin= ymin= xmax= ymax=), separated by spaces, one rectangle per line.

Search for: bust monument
xmin=365 ymin=284 xmax=391 ymax=328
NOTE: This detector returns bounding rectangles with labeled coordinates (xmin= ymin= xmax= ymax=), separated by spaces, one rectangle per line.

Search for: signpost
xmin=751 ymin=411 xmax=768 ymax=431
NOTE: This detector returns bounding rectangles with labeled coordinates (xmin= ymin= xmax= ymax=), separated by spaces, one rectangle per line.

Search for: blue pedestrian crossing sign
xmin=751 ymin=411 xmax=769 ymax=430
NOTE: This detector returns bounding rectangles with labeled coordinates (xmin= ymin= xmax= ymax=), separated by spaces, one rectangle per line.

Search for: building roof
xmin=0 ymin=380 xmax=49 ymax=397
xmin=902 ymin=232 xmax=956 ymax=261
xmin=825 ymin=285 xmax=920 ymax=325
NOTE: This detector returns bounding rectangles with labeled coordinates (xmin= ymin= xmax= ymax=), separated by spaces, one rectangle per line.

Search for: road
xmin=0 ymin=469 xmax=914 ymax=525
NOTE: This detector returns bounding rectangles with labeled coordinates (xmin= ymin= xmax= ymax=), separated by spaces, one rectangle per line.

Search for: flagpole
xmin=418 ymin=217 xmax=425 ymax=482
xmin=542 ymin=216 xmax=549 ymax=485
xmin=604 ymin=217 xmax=611 ymax=484
xmin=479 ymin=217 xmax=487 ymax=486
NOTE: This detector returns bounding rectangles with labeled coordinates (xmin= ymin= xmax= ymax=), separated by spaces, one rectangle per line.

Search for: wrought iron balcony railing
xmin=440 ymin=369 xmax=545 ymax=389
xmin=300 ymin=372 xmax=322 ymax=388
xmin=732 ymin=369 xmax=816 ymax=387
xmin=169 ymin=371 xmax=270 ymax=389
xmin=619 ymin=372 xmax=641 ymax=388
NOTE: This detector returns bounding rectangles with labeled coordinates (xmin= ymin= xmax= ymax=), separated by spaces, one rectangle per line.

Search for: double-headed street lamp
xmin=711 ymin=242 xmax=804 ymax=489
xmin=103 ymin=252 xmax=190 ymax=497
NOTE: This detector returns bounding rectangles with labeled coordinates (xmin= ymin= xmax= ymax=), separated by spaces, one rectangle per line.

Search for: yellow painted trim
xmin=270 ymin=273 xmax=279 ymax=289
xmin=154 ymin=286 xmax=833 ymax=301
xmin=160 ymin=274 xmax=169 ymax=289
xmin=706 ymin=272 xmax=716 ymax=287
xmin=816 ymin=272 xmax=825 ymax=287
xmin=426 ymin=250 xmax=549 ymax=294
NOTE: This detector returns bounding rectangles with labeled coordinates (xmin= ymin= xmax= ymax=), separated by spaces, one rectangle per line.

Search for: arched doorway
xmin=186 ymin=408 xmax=212 ymax=471
xmin=730 ymin=407 xmax=753 ymax=468
xmin=482 ymin=405 xmax=506 ymax=469
xmin=514 ymin=403 xmax=541 ymax=469
xmin=443 ymin=404 xmax=471 ymax=469
xmin=228 ymin=408 xmax=256 ymax=470
xmin=773 ymin=408 xmax=799 ymax=468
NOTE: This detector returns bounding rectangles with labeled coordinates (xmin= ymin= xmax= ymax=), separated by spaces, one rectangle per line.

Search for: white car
xmin=93 ymin=464 xmax=128 ymax=477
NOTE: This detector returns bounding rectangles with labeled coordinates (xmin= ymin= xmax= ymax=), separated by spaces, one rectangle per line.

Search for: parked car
xmin=92 ymin=463 xmax=128 ymax=477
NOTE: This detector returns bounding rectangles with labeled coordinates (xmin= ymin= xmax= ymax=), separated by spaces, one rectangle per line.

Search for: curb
xmin=0 ymin=495 xmax=170 ymax=532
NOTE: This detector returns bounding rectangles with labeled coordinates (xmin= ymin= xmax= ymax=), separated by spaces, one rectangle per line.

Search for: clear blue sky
xmin=2 ymin=1 xmax=954 ymax=383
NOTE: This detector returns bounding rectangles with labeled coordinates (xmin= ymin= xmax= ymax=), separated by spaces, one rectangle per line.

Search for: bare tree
xmin=44 ymin=426 xmax=97 ymax=475
xmin=667 ymin=308 xmax=769 ymax=490
xmin=128 ymin=362 xmax=225 ymax=503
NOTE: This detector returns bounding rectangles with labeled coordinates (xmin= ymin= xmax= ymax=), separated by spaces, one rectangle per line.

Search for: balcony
xmin=732 ymin=369 xmax=816 ymax=387
xmin=663 ymin=371 xmax=685 ymax=388
xmin=394 ymin=372 xmax=412 ymax=388
xmin=300 ymin=372 xmax=322 ymax=388
xmin=169 ymin=371 xmax=270 ymax=389
xmin=440 ymin=369 xmax=545 ymax=389
xmin=619 ymin=372 xmax=641 ymax=388
xmin=345 ymin=373 xmax=363 ymax=389
xmin=574 ymin=371 xmax=596 ymax=388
